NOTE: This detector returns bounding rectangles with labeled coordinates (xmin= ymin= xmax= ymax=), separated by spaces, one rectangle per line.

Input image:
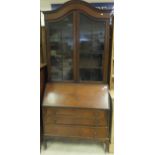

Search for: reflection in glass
xmin=47 ymin=14 xmax=73 ymax=81
xmin=79 ymin=13 xmax=105 ymax=81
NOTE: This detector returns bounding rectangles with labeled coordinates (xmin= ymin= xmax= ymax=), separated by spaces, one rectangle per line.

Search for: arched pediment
xmin=43 ymin=0 xmax=111 ymax=21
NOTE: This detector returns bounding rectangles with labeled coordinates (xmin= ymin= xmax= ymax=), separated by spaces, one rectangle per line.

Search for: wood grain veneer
xmin=42 ymin=83 xmax=111 ymax=152
xmin=43 ymin=83 xmax=110 ymax=109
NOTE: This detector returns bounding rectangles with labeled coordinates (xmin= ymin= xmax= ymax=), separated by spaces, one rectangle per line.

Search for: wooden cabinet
xmin=42 ymin=0 xmax=113 ymax=153
xmin=43 ymin=0 xmax=111 ymax=83
xmin=42 ymin=83 xmax=111 ymax=152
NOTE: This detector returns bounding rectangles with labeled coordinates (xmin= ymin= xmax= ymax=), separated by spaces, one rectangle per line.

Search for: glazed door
xmin=78 ymin=13 xmax=106 ymax=82
xmin=46 ymin=14 xmax=74 ymax=81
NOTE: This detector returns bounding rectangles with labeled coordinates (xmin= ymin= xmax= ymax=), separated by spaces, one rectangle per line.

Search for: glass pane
xmin=80 ymin=69 xmax=103 ymax=81
xmin=47 ymin=14 xmax=73 ymax=81
xmin=79 ymin=13 xmax=105 ymax=81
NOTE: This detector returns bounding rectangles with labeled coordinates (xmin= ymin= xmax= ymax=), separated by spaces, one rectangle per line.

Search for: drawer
xmin=43 ymin=108 xmax=108 ymax=119
xmin=44 ymin=115 xmax=107 ymax=126
xmin=45 ymin=108 xmax=94 ymax=117
xmin=44 ymin=125 xmax=108 ymax=139
xmin=95 ymin=127 xmax=109 ymax=139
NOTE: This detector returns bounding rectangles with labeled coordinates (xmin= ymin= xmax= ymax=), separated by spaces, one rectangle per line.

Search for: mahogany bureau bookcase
xmin=42 ymin=0 xmax=112 ymax=152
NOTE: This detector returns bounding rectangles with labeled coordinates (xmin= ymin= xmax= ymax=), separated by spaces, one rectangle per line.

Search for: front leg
xmin=43 ymin=138 xmax=47 ymax=150
xmin=104 ymin=141 xmax=109 ymax=153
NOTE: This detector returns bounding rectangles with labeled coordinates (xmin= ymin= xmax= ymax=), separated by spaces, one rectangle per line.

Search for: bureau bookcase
xmin=42 ymin=0 xmax=112 ymax=152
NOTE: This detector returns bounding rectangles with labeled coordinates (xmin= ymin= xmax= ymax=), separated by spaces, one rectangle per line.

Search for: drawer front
xmin=44 ymin=125 xmax=108 ymax=139
xmin=43 ymin=108 xmax=108 ymax=119
xmin=45 ymin=108 xmax=94 ymax=117
xmin=43 ymin=108 xmax=108 ymax=127
xmin=95 ymin=127 xmax=109 ymax=139
xmin=44 ymin=116 xmax=107 ymax=126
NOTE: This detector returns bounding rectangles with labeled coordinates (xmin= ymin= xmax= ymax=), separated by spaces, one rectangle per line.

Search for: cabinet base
xmin=43 ymin=137 xmax=109 ymax=153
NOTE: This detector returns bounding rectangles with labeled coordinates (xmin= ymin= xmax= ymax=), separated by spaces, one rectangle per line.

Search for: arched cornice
xmin=43 ymin=0 xmax=111 ymax=20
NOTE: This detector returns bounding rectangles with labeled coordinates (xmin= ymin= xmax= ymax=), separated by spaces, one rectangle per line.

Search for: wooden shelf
xmin=80 ymin=52 xmax=103 ymax=55
xmin=80 ymin=67 xmax=102 ymax=69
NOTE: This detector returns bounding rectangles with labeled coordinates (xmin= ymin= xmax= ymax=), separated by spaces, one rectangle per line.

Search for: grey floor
xmin=41 ymin=139 xmax=113 ymax=155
